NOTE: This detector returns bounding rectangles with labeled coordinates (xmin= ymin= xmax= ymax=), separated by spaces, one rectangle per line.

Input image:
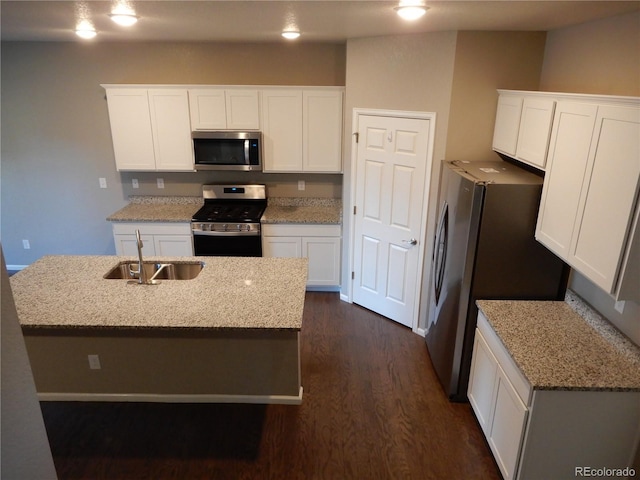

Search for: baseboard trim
xmin=37 ymin=387 xmax=304 ymax=405
xmin=7 ymin=265 xmax=28 ymax=272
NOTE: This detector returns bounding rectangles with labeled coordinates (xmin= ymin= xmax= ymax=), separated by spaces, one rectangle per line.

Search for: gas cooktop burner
xmin=193 ymin=203 xmax=267 ymax=223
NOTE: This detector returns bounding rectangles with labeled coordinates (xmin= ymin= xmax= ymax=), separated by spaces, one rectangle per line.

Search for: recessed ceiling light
xmin=395 ymin=4 xmax=429 ymax=21
xmin=109 ymin=13 xmax=139 ymax=27
xmin=282 ymin=30 xmax=301 ymax=40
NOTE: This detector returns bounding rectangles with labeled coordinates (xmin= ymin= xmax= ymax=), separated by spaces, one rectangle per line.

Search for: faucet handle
xmin=135 ymin=229 xmax=143 ymax=248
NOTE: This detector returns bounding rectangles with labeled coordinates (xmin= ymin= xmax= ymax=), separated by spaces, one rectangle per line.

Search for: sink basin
xmin=104 ymin=261 xmax=204 ymax=281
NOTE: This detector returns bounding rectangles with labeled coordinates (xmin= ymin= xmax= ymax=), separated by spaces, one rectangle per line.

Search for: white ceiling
xmin=1 ymin=1 xmax=639 ymax=43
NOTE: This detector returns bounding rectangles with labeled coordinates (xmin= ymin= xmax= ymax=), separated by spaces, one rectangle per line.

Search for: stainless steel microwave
xmin=192 ymin=131 xmax=262 ymax=171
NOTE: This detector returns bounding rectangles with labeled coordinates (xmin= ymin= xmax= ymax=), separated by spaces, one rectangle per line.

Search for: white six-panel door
xmin=352 ymin=113 xmax=432 ymax=328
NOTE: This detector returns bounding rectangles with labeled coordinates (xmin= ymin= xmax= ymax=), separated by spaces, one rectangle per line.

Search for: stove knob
xmin=236 ymin=224 xmax=241 ymax=231
xmin=222 ymin=224 xmax=228 ymax=231
xmin=245 ymin=225 xmax=251 ymax=232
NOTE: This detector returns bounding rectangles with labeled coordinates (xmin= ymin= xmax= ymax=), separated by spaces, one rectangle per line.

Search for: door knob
xmin=403 ymin=238 xmax=418 ymax=246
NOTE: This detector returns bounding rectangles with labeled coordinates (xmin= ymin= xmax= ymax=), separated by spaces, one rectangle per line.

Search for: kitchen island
xmin=10 ymin=255 xmax=308 ymax=404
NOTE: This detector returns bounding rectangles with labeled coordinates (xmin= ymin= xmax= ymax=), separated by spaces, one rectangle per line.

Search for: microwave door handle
xmin=244 ymin=139 xmax=249 ymax=163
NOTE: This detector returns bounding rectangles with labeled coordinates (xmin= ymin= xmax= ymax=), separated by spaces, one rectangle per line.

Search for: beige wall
xmin=343 ymin=32 xmax=458 ymax=307
xmin=540 ymin=11 xmax=640 ymax=344
xmin=446 ymin=31 xmax=546 ymax=161
xmin=343 ymin=31 xmax=548 ymax=329
xmin=540 ymin=11 xmax=640 ymax=96
xmin=0 ymin=42 xmax=346 ymax=266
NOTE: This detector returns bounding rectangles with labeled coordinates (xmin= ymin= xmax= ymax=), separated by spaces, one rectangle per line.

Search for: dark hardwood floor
xmin=40 ymin=292 xmax=501 ymax=480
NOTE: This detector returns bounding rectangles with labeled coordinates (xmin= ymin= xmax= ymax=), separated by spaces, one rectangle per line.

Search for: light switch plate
xmin=99 ymin=177 xmax=107 ymax=189
xmin=132 ymin=179 xmax=139 ymax=189
xmin=298 ymin=180 xmax=305 ymax=191
xmin=157 ymin=178 xmax=165 ymax=189
xmin=614 ymin=300 xmax=625 ymax=314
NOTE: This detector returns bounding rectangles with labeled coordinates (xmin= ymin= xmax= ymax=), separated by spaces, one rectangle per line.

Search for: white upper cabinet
xmin=492 ymin=94 xmax=523 ymax=157
xmin=261 ymin=89 xmax=304 ymax=171
xmin=262 ymin=87 xmax=343 ymax=173
xmin=303 ymin=90 xmax=344 ymax=172
xmin=515 ymin=98 xmax=556 ymax=169
xmin=148 ymin=89 xmax=194 ymax=171
xmin=104 ymin=88 xmax=157 ymax=171
xmin=536 ymin=96 xmax=640 ymax=301
xmin=188 ymin=88 xmax=260 ymax=130
xmin=104 ymin=86 xmax=194 ymax=172
xmin=493 ymin=92 xmax=555 ymax=170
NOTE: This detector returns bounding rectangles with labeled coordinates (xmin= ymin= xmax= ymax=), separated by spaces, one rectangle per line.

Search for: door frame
xmin=347 ymin=108 xmax=436 ymax=333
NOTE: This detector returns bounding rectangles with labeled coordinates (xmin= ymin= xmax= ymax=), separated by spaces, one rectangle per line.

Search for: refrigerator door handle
xmin=433 ymin=202 xmax=449 ymax=306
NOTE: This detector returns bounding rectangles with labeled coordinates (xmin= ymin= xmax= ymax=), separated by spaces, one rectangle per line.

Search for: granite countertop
xmin=11 ymin=255 xmax=307 ymax=331
xmin=107 ymin=196 xmax=342 ymax=225
xmin=107 ymin=196 xmax=202 ymax=222
xmin=476 ymin=295 xmax=640 ymax=392
xmin=261 ymin=197 xmax=342 ymax=224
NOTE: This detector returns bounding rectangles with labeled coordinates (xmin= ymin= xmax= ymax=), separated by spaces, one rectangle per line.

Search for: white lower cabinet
xmin=112 ymin=223 xmax=193 ymax=256
xmin=470 ymin=311 xmax=640 ymax=480
xmin=262 ymin=224 xmax=341 ymax=288
xmin=469 ymin=318 xmax=529 ymax=480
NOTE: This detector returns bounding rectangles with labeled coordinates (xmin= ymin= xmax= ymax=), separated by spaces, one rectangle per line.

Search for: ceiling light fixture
xmin=395 ymin=2 xmax=428 ymax=21
xmin=75 ymin=20 xmax=97 ymax=39
xmin=282 ymin=30 xmax=301 ymax=40
xmin=109 ymin=13 xmax=139 ymax=26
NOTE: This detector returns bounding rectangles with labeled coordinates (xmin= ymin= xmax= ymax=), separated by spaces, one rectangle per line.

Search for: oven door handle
xmin=192 ymin=230 xmax=260 ymax=237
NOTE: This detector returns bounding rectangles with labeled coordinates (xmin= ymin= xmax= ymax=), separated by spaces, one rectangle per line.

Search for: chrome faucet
xmin=127 ymin=229 xmax=159 ymax=285
xmin=135 ymin=229 xmax=149 ymax=284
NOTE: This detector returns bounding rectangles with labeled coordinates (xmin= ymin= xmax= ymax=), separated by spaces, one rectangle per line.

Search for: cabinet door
xmin=226 ymin=89 xmax=260 ymax=130
xmin=189 ymin=88 xmax=227 ymax=130
xmin=468 ymin=330 xmax=499 ymax=437
xmin=262 ymin=236 xmax=302 ymax=258
xmin=515 ymin=97 xmax=555 ymax=169
xmin=303 ymin=237 xmax=341 ymax=286
xmin=105 ymin=89 xmax=156 ymax=171
xmin=262 ymin=90 xmax=303 ymax=172
xmin=148 ymin=89 xmax=194 ymax=171
xmin=303 ymin=90 xmax=343 ymax=172
xmin=569 ymin=105 xmax=640 ymax=294
xmin=153 ymin=235 xmax=194 ymax=256
xmin=536 ymin=101 xmax=598 ymax=259
xmin=493 ymin=94 xmax=523 ymax=156
xmin=488 ymin=365 xmax=528 ymax=480
xmin=114 ymin=234 xmax=156 ymax=256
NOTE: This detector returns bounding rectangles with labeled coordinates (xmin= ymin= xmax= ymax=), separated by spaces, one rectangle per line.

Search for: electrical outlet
xmin=99 ymin=177 xmax=107 ymax=189
xmin=88 ymin=354 xmax=101 ymax=370
xmin=298 ymin=180 xmax=305 ymax=191
xmin=614 ymin=300 xmax=626 ymax=314
xmin=157 ymin=178 xmax=165 ymax=189
xmin=22 ymin=239 xmax=31 ymax=249
xmin=132 ymin=178 xmax=139 ymax=189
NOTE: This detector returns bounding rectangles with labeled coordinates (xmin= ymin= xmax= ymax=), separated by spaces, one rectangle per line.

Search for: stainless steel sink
xmin=104 ymin=261 xmax=204 ymax=281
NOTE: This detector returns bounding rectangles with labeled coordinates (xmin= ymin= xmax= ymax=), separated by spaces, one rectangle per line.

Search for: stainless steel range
xmin=191 ymin=184 xmax=267 ymax=256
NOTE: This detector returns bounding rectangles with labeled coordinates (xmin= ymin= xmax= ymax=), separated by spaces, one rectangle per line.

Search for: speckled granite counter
xmin=107 ymin=196 xmax=202 ymax=222
xmin=262 ymin=197 xmax=342 ymax=224
xmin=11 ymin=255 xmax=307 ymax=331
xmin=476 ymin=296 xmax=640 ymax=391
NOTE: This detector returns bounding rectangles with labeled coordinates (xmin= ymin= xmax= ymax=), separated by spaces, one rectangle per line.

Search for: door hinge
xmin=352 ymin=271 xmax=355 ymax=280
xmin=353 ymin=132 xmax=359 ymax=143
xmin=353 ymin=206 xmax=357 ymax=215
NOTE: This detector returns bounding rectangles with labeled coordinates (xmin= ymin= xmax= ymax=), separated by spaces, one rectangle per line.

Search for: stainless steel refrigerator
xmin=425 ymin=160 xmax=568 ymax=401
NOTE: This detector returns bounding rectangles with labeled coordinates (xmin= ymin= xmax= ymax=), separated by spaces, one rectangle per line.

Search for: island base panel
xmin=24 ymin=330 xmax=302 ymax=404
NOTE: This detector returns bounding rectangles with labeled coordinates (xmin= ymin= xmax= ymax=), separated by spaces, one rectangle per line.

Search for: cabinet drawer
xmin=112 ymin=222 xmax=192 ymax=236
xmin=477 ymin=311 xmax=532 ymax=405
xmin=262 ymin=224 xmax=341 ymax=237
